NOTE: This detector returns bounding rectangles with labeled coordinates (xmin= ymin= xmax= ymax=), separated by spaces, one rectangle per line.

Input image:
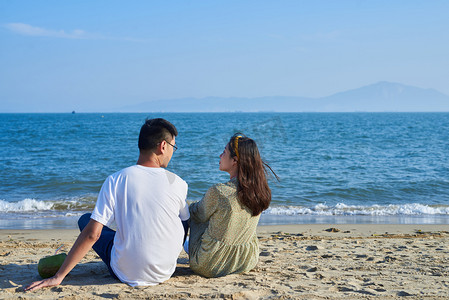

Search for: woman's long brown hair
xmin=228 ymin=133 xmax=279 ymax=216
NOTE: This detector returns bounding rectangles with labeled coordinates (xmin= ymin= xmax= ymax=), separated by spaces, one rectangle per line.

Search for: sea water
xmin=1 ymin=113 xmax=449 ymax=229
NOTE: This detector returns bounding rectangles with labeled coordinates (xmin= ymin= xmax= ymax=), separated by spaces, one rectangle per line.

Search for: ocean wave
xmin=2 ymin=198 xmax=449 ymax=217
xmin=0 ymin=197 xmax=96 ymax=213
xmin=264 ymin=203 xmax=449 ymax=216
xmin=0 ymin=198 xmax=54 ymax=212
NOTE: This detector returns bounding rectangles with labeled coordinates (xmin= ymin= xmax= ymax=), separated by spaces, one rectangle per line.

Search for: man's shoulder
xmin=107 ymin=166 xmax=187 ymax=189
xmin=163 ymin=169 xmax=187 ymax=187
xmin=108 ymin=165 xmax=138 ymax=177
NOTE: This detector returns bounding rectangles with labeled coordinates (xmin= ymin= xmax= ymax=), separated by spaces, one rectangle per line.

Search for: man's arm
xmin=25 ymin=219 xmax=104 ymax=292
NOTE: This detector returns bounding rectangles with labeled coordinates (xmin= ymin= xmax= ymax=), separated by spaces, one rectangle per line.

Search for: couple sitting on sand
xmin=26 ymin=118 xmax=277 ymax=291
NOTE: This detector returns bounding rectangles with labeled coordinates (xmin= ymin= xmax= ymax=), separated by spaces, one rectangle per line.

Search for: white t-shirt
xmin=91 ymin=165 xmax=189 ymax=286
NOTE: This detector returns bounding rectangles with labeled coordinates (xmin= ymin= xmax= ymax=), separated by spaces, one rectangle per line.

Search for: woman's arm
xmin=189 ymin=185 xmax=219 ymax=223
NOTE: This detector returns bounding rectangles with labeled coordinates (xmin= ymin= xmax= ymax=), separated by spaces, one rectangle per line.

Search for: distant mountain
xmin=118 ymin=82 xmax=449 ymax=112
xmin=317 ymin=81 xmax=449 ymax=112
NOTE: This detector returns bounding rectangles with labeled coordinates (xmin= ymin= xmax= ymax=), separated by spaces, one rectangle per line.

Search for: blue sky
xmin=1 ymin=1 xmax=448 ymax=112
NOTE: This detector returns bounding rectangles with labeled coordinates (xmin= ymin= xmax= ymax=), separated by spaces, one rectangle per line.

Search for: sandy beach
xmin=1 ymin=224 xmax=448 ymax=299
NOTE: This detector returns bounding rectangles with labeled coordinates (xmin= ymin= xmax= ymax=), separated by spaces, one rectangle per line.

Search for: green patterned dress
xmin=188 ymin=178 xmax=260 ymax=278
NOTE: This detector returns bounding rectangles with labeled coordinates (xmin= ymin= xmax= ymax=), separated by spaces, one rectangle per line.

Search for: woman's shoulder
xmin=207 ymin=179 xmax=237 ymax=198
xmin=211 ymin=178 xmax=237 ymax=190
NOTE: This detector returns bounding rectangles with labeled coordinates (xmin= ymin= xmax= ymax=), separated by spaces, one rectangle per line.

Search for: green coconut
xmin=38 ymin=253 xmax=67 ymax=279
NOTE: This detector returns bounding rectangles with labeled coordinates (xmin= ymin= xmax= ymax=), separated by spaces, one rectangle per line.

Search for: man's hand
xmin=24 ymin=219 xmax=103 ymax=292
xmin=24 ymin=275 xmax=63 ymax=292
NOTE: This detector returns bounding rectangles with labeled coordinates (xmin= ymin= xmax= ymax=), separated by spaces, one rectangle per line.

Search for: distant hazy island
xmin=118 ymin=82 xmax=449 ymax=113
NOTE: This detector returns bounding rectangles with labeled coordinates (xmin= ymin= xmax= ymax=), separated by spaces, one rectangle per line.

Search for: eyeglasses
xmin=165 ymin=140 xmax=178 ymax=152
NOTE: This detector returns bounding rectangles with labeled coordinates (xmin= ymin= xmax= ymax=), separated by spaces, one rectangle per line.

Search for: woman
xmin=188 ymin=133 xmax=278 ymax=278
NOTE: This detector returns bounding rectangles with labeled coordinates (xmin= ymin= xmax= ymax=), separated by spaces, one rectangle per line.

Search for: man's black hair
xmin=138 ymin=118 xmax=178 ymax=152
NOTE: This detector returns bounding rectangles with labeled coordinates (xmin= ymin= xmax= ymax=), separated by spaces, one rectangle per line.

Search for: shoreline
xmin=1 ymin=213 xmax=449 ymax=230
xmin=1 ymin=224 xmax=448 ymax=299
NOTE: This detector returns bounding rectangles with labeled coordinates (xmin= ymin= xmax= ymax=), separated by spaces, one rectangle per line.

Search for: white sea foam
xmin=64 ymin=212 xmax=84 ymax=217
xmin=264 ymin=203 xmax=449 ymax=216
xmin=2 ymin=198 xmax=448 ymax=217
xmin=0 ymin=196 xmax=97 ymax=214
xmin=0 ymin=198 xmax=54 ymax=212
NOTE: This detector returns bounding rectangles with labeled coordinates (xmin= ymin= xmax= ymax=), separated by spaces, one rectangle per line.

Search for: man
xmin=26 ymin=118 xmax=189 ymax=291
